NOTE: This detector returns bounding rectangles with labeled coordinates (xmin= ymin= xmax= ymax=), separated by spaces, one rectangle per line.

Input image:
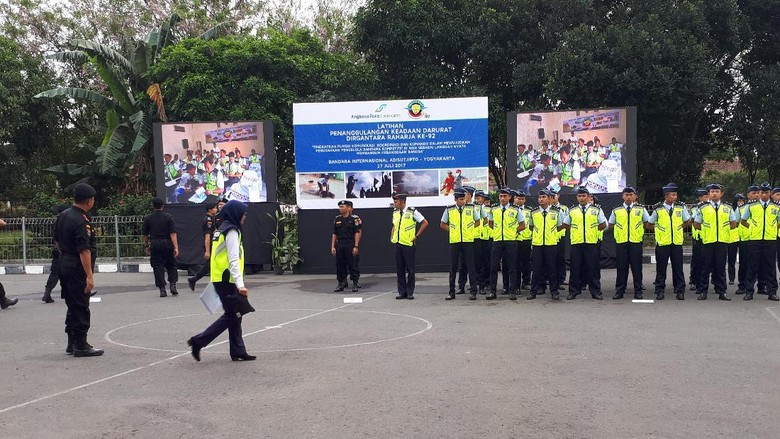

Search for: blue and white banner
xmin=294 ymin=97 xmax=489 ymax=209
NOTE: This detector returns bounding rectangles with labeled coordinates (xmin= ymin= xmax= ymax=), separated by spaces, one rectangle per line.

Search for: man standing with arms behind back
xmin=143 ymin=198 xmax=179 ymax=298
xmin=391 ymin=193 xmax=428 ymax=300
xmin=54 ymin=183 xmax=102 ymax=357
xmin=608 ymin=187 xmax=650 ymax=300
xmin=647 ymin=183 xmax=691 ymax=300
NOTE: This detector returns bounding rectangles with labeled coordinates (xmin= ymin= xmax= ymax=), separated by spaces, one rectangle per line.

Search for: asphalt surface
xmin=0 ymin=267 xmax=779 ymax=439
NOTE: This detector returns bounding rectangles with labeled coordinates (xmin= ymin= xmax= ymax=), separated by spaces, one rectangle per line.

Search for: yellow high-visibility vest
xmin=746 ymin=201 xmax=780 ymax=241
xmin=569 ymin=205 xmax=602 ymax=245
xmin=530 ymin=207 xmax=561 ymax=246
xmin=612 ymin=205 xmax=646 ymax=244
xmin=391 ymin=208 xmax=418 ymax=246
xmin=490 ymin=205 xmax=521 ymax=241
xmin=446 ymin=204 xmax=477 ymax=243
xmin=699 ymin=203 xmax=733 ymax=244
xmin=210 ymin=228 xmax=244 ymax=283
xmin=653 ymin=203 xmax=686 ymax=246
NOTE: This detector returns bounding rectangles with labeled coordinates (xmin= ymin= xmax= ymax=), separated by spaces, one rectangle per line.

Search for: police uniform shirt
xmin=562 ymin=203 xmax=607 ymax=226
xmin=527 ymin=206 xmax=564 ymax=228
xmin=143 ymin=211 xmax=177 ymax=240
xmin=440 ymin=204 xmax=482 ymax=223
xmin=739 ymin=200 xmax=780 ymax=222
xmin=202 ymin=214 xmax=216 ymax=236
xmin=394 ymin=207 xmax=426 ymax=224
xmin=486 ymin=203 xmax=526 ymax=223
xmin=608 ymin=203 xmax=651 ymax=224
xmin=693 ymin=201 xmax=738 ymax=223
xmin=649 ymin=202 xmax=691 ymax=224
xmin=334 ymin=214 xmax=362 ymax=240
xmin=54 ymin=206 xmax=96 ymax=256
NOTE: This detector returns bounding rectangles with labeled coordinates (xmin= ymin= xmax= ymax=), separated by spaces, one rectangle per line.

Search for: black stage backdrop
xmin=297 ymin=192 xmax=624 ymax=275
xmin=166 ymin=203 xmax=279 ymax=271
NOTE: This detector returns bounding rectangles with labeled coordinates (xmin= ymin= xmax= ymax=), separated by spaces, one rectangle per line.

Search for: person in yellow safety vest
xmin=474 ymin=191 xmax=492 ymax=294
xmin=608 ymin=186 xmax=650 ymax=300
xmin=735 ymin=188 xmax=757 ymax=295
xmin=202 ymin=156 xmax=225 ymax=197
xmin=688 ymin=188 xmax=709 ymax=290
xmin=647 ymin=183 xmax=692 ymax=301
xmin=728 ymin=193 xmax=746 ymax=292
xmin=486 ymin=188 xmax=526 ymax=300
xmin=773 ymin=188 xmax=780 ymax=282
xmin=551 ymin=188 xmax=570 ymax=288
xmin=693 ymin=183 xmax=738 ymax=301
xmin=441 ymin=188 xmax=481 ymax=300
xmin=527 ymin=189 xmax=565 ymax=300
xmin=390 ymin=193 xmax=429 ymax=300
xmin=456 ymin=186 xmax=482 ymax=294
xmin=739 ymin=183 xmax=780 ymax=301
xmin=563 ymin=187 xmax=607 ymax=300
xmin=514 ymin=190 xmax=533 ymax=291
xmin=561 ymin=186 xmax=607 ymax=300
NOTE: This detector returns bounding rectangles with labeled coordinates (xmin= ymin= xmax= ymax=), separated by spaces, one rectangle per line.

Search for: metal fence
xmin=0 ymin=216 xmax=146 ymax=267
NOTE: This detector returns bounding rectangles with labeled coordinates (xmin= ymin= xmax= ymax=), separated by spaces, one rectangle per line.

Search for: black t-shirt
xmin=143 ymin=210 xmax=176 ymax=241
xmin=333 ymin=214 xmax=362 ymax=241
xmin=202 ymin=214 xmax=215 ymax=237
xmin=54 ymin=206 xmax=96 ymax=257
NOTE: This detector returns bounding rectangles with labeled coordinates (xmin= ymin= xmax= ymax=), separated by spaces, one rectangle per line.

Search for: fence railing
xmin=0 ymin=216 xmax=146 ymax=268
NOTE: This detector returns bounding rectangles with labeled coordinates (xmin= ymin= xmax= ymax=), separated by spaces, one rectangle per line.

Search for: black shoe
xmin=351 ymin=283 xmax=359 ymax=293
xmin=676 ymin=293 xmax=685 ymax=300
xmin=592 ymin=294 xmax=603 ymax=300
xmin=188 ymin=277 xmax=197 ymax=291
xmin=478 ymin=286 xmax=485 ymax=295
xmin=42 ymin=290 xmax=54 ymax=303
xmin=65 ymin=334 xmax=74 ymax=355
xmin=697 ymin=293 xmax=707 ymax=300
xmin=735 ymin=289 xmax=746 ymax=295
xmin=170 ymin=284 xmax=178 ymax=296
xmin=561 ymin=281 xmax=568 ymax=286
xmin=445 ymin=293 xmax=455 ymax=301
xmin=558 ymin=285 xmax=565 ymax=291
xmin=231 ymin=354 xmax=257 ymax=361
xmin=718 ymin=293 xmax=731 ymax=301
xmin=395 ymin=295 xmax=407 ymax=300
xmin=634 ymin=293 xmax=643 ymax=300
xmin=521 ymin=284 xmax=530 ymax=291
xmin=769 ymin=294 xmax=779 ymax=301
xmin=744 ymin=293 xmax=754 ymax=301
xmin=759 ymin=290 xmax=769 ymax=295
xmin=612 ymin=293 xmax=624 ymax=300
xmin=729 ymin=280 xmax=735 ymax=285
xmin=689 ymin=284 xmax=697 ymax=291
xmin=527 ymin=294 xmax=536 ymax=300
xmin=159 ymin=288 xmax=167 ymax=298
xmin=501 ymin=289 xmax=508 ymax=295
xmin=456 ymin=288 xmax=466 ymax=295
xmin=333 ymin=284 xmax=345 ymax=292
xmin=353 ymin=281 xmax=362 ymax=289
xmin=73 ymin=345 xmax=104 ymax=357
xmin=407 ymin=295 xmax=414 ymax=300
xmin=566 ymin=293 xmax=577 ymax=300
xmin=469 ymin=292 xmax=477 ymax=300
xmin=641 ymin=284 xmax=646 ymax=291
xmin=656 ymin=293 xmax=664 ymax=301
xmin=551 ymin=292 xmax=560 ymax=300
xmin=486 ymin=292 xmax=497 ymax=300
xmin=187 ymin=338 xmax=201 ymax=362
xmin=0 ymin=297 xmax=18 ymax=309
xmin=509 ymin=292 xmax=517 ymax=300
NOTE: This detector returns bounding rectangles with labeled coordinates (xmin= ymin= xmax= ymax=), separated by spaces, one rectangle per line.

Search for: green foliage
xmin=266 ymin=210 xmax=302 ymax=271
xmin=96 ymin=194 xmax=154 ymax=216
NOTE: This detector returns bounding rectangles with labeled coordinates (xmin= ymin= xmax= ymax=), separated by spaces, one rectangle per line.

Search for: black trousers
xmin=191 ymin=259 xmax=210 ymax=283
xmin=557 ymin=236 xmax=568 ymax=282
xmin=353 ymin=254 xmax=361 ymax=281
xmin=335 ymin=240 xmax=358 ymax=283
xmin=450 ymin=242 xmax=477 ymax=293
xmin=569 ymin=243 xmax=601 ymax=296
xmin=490 ymin=241 xmax=517 ymax=293
xmin=727 ymin=242 xmax=738 ymax=283
xmin=474 ymin=239 xmax=491 ymax=287
xmin=60 ymin=255 xmax=90 ymax=338
xmin=744 ymin=240 xmax=778 ymax=294
xmin=531 ymin=245 xmax=558 ymax=294
xmin=45 ymin=249 xmax=61 ymax=293
xmin=697 ymin=242 xmax=728 ymax=294
xmin=689 ymin=239 xmax=701 ymax=285
xmin=395 ymin=244 xmax=416 ymax=297
xmin=190 ymin=281 xmax=248 ymax=357
xmin=516 ymin=240 xmax=532 ymax=287
xmin=615 ymin=242 xmax=643 ymax=295
xmin=737 ymin=241 xmax=748 ymax=290
xmin=654 ymin=245 xmax=684 ymax=294
xmin=150 ymin=244 xmax=178 ymax=288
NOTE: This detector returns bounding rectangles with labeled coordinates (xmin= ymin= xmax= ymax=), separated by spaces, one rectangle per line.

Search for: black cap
xmin=482 ymin=193 xmax=492 ymax=201
xmin=515 ymin=190 xmax=527 ymax=198
xmin=759 ymin=182 xmax=771 ymax=191
xmin=622 ymin=186 xmax=636 ymax=194
xmin=338 ymin=200 xmax=353 ymax=207
xmin=539 ymin=189 xmax=553 ymax=197
xmin=392 ymin=193 xmax=408 ymax=201
xmin=152 ymin=197 xmax=165 ymax=208
xmin=662 ymin=183 xmax=679 ymax=194
xmin=773 ymin=188 xmax=780 ymax=194
xmin=462 ymin=186 xmax=476 ymax=194
xmin=499 ymin=187 xmax=511 ymax=195
xmin=453 ymin=189 xmax=466 ymax=198
xmin=73 ymin=183 xmax=96 ymax=200
xmin=734 ymin=193 xmax=746 ymax=200
xmin=474 ymin=190 xmax=485 ymax=197
xmin=747 ymin=185 xmax=760 ymax=192
xmin=706 ymin=183 xmax=723 ymax=191
xmin=696 ymin=188 xmax=708 ymax=196
xmin=205 ymin=202 xmax=218 ymax=210
xmin=577 ymin=186 xmax=590 ymax=195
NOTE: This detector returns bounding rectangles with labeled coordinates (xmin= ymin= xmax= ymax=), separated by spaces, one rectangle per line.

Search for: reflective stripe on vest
xmin=613 ymin=206 xmax=644 ymax=244
xmin=391 ymin=209 xmax=417 ymax=246
xmin=654 ymin=205 xmax=685 ymax=246
xmin=210 ymin=229 xmax=244 ymax=283
xmin=747 ymin=202 xmax=779 ymax=241
xmin=531 ymin=209 xmax=560 ymax=246
xmin=699 ymin=204 xmax=732 ymax=244
xmin=569 ymin=206 xmax=601 ymax=245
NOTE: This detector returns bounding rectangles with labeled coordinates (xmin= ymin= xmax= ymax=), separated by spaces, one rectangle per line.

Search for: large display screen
xmin=507 ymin=107 xmax=637 ymax=195
xmin=153 ymin=121 xmax=275 ymax=204
xmin=293 ymin=97 xmax=489 ymax=209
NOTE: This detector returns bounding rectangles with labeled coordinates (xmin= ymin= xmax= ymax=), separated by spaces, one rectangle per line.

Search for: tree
xmin=150 ymin=30 xmax=378 ymax=202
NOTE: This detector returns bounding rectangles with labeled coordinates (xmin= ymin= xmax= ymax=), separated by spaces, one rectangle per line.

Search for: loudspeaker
xmin=182 ymin=139 xmax=189 ymax=150
xmin=537 ymin=128 xmax=545 ymax=139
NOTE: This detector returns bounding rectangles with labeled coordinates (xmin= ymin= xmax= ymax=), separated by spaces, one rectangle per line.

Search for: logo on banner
xmin=375 ymin=104 xmax=387 ymax=113
xmin=406 ymin=100 xmax=426 ymax=118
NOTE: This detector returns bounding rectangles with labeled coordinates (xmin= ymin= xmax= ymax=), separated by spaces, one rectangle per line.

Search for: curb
xmin=0 ymin=263 xmax=154 ymax=275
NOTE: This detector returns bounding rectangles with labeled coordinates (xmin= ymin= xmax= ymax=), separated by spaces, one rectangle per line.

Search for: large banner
xmin=294 ymin=97 xmax=489 ymax=209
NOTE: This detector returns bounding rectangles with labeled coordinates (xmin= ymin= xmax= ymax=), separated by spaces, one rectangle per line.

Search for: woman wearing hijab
xmin=188 ymin=200 xmax=256 ymax=361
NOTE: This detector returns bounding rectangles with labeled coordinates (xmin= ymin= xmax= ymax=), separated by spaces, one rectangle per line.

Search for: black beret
xmin=73 ymin=183 xmax=96 ymax=199
xmin=392 ymin=193 xmax=408 ymax=201
xmin=338 ymin=200 xmax=353 ymax=207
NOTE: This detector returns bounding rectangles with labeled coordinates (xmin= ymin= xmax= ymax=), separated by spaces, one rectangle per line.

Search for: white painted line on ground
xmin=343 ymin=297 xmax=363 ymax=303
xmin=0 ymin=291 xmax=395 ymax=415
xmin=765 ymin=307 xmax=780 ymax=325
xmin=89 ymin=297 xmax=102 ymax=303
xmin=632 ymin=299 xmax=655 ymax=304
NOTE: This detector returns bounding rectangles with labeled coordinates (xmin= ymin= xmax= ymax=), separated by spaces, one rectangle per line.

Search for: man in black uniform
xmin=331 ymin=200 xmax=362 ymax=292
xmin=188 ymin=203 xmax=219 ymax=291
xmin=0 ymin=219 xmax=19 ymax=309
xmin=347 ymin=202 xmax=362 ymax=288
xmin=54 ymin=183 xmax=102 ymax=357
xmin=41 ymin=204 xmax=70 ymax=303
xmin=143 ymin=198 xmax=179 ymax=297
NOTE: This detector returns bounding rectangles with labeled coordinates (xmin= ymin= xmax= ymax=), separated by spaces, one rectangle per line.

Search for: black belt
xmin=337 ymin=238 xmax=355 ymax=243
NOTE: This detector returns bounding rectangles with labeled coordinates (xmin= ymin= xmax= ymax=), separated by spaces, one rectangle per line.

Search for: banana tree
xmin=36 ymin=14 xmax=230 ymax=193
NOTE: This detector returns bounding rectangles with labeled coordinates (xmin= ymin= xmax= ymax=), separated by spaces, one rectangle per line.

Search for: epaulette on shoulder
xmin=550 ymin=205 xmax=561 ymax=212
xmin=447 ymin=204 xmax=456 ymax=208
xmin=408 ymin=207 xmax=416 ymax=211
xmin=350 ymin=214 xmax=360 ymax=218
xmin=530 ymin=206 xmax=541 ymax=212
xmin=569 ymin=204 xmax=579 ymax=210
xmin=772 ymin=200 xmax=780 ymax=206
xmin=746 ymin=200 xmax=758 ymax=205
xmin=334 ymin=214 xmax=342 ymax=219
xmin=593 ymin=203 xmax=602 ymax=209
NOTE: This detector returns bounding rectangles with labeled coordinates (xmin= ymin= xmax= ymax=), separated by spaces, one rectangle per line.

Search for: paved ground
xmin=0 ymin=267 xmax=779 ymax=439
